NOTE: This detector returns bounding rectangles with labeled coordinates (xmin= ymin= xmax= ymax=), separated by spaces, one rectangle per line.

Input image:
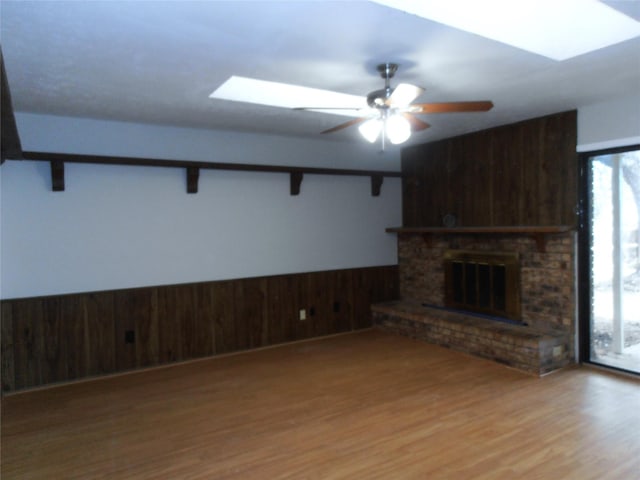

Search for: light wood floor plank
xmin=2 ymin=330 xmax=639 ymax=479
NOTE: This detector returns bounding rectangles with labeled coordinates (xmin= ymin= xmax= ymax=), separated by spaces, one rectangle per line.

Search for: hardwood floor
xmin=2 ymin=330 xmax=639 ymax=479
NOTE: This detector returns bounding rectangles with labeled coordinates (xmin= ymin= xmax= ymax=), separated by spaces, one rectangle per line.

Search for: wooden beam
xmin=21 ymin=151 xmax=402 ymax=178
xmin=50 ymin=160 xmax=65 ymax=191
xmin=18 ymin=151 xmax=402 ymax=196
xmin=186 ymin=166 xmax=199 ymax=194
xmin=1 ymin=48 xmax=23 ymax=163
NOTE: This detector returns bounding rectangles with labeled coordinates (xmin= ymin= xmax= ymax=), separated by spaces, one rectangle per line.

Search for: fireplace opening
xmin=444 ymin=250 xmax=521 ymax=320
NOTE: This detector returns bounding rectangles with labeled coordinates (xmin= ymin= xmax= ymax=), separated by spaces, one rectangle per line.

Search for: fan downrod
xmin=367 ymin=63 xmax=399 ymax=108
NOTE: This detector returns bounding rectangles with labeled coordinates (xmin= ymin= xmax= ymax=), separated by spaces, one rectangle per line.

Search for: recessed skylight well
xmin=370 ymin=0 xmax=640 ymax=60
xmin=210 ymin=76 xmax=367 ymax=117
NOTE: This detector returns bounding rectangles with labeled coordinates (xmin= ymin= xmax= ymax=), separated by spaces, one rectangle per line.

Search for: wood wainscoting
xmin=0 ymin=266 xmax=398 ymax=393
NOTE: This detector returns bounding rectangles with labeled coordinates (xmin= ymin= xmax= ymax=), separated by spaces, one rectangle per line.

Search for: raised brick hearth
xmin=372 ymin=301 xmax=571 ymax=375
xmin=374 ymin=231 xmax=577 ymax=375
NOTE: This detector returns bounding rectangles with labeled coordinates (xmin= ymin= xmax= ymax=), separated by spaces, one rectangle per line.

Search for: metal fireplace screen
xmin=444 ymin=250 xmax=521 ymax=320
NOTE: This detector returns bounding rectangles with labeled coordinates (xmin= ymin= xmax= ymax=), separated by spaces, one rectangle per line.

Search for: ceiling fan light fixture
xmin=287 ymin=63 xmax=489 ymax=144
xmin=358 ymin=117 xmax=383 ymax=143
xmin=386 ymin=113 xmax=411 ymax=144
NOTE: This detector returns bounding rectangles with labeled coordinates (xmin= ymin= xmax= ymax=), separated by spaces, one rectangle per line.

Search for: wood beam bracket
xmin=371 ymin=174 xmax=383 ymax=197
xmin=290 ymin=172 xmax=303 ymax=196
xmin=186 ymin=166 xmax=200 ymax=194
xmin=50 ymin=160 xmax=65 ymax=192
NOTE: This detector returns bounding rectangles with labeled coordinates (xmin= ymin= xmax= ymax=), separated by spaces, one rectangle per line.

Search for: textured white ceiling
xmin=1 ymin=1 xmax=639 ymax=147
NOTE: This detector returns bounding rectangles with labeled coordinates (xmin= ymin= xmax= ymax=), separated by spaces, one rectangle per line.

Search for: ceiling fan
xmin=295 ymin=63 xmax=493 ymax=147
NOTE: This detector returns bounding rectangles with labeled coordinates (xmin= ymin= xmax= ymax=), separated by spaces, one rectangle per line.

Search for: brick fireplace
xmin=372 ymin=229 xmax=576 ymax=375
xmin=376 ymin=110 xmax=579 ymax=375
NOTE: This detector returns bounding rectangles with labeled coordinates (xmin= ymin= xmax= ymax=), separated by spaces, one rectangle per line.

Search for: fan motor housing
xmin=366 ymin=89 xmax=391 ymax=108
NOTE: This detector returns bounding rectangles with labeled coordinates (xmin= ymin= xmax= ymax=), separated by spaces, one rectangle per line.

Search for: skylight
xmin=369 ymin=0 xmax=640 ymax=60
xmin=210 ymin=76 xmax=367 ymax=117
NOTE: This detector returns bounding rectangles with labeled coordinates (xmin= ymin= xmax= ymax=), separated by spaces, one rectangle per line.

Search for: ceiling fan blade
xmin=386 ymin=83 xmax=425 ymax=107
xmin=402 ymin=113 xmax=430 ymax=131
xmin=321 ymin=117 xmax=368 ymax=134
xmin=410 ymin=101 xmax=494 ymax=114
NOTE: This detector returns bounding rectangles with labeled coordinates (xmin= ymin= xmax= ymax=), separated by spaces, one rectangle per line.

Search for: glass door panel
xmin=587 ymin=148 xmax=640 ymax=374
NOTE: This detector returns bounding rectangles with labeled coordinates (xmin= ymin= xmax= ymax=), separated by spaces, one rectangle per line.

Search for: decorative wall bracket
xmin=186 ymin=166 xmax=199 ymax=194
xmin=371 ymin=174 xmax=384 ymax=197
xmin=50 ymin=160 xmax=65 ymax=192
xmin=290 ymin=172 xmax=303 ymax=196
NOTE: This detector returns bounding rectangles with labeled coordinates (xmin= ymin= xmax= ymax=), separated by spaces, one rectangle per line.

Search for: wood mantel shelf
xmin=386 ymin=225 xmax=575 ymax=252
xmin=386 ymin=226 xmax=573 ymax=234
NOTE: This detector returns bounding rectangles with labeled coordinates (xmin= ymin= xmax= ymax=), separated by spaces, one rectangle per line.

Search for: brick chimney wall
xmin=397 ymin=231 xmax=577 ymax=360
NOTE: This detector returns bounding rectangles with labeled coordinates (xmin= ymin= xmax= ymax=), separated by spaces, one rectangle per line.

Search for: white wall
xmin=8 ymin=95 xmax=635 ymax=300
xmin=0 ymin=114 xmax=402 ymax=299
xmin=577 ymin=94 xmax=640 ymax=151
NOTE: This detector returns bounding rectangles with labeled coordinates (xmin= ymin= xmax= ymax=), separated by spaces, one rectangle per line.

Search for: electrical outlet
xmin=552 ymin=345 xmax=563 ymax=357
xmin=299 ymin=309 xmax=306 ymax=321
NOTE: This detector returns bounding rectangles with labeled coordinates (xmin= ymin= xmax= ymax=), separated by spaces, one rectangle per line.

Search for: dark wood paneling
xmin=12 ymin=299 xmax=45 ymax=390
xmin=192 ymin=284 xmax=216 ymax=358
xmin=401 ymin=147 xmax=421 ymax=227
xmin=468 ymin=131 xmax=492 ymax=226
xmin=291 ymin=273 xmax=312 ymax=341
xmin=543 ymin=112 xmax=579 ymax=224
xmin=60 ymin=295 xmax=86 ymax=381
xmin=234 ymin=277 xmax=269 ymax=350
xmin=210 ymin=280 xmax=236 ymax=355
xmin=157 ymin=286 xmax=184 ymax=363
xmin=401 ymin=111 xmax=577 ymax=227
xmin=402 ymin=141 xmax=451 ymax=227
xmin=307 ymin=271 xmax=330 ymax=337
xmin=492 ymin=124 xmax=523 ymax=225
xmin=84 ymin=291 xmax=116 ymax=377
xmin=425 ymin=141 xmax=451 ymax=226
xmin=350 ymin=267 xmax=399 ymax=330
xmin=266 ymin=275 xmax=296 ymax=345
xmin=41 ymin=298 xmax=68 ymax=385
xmin=325 ymin=269 xmax=354 ymax=333
xmin=273 ymin=274 xmax=300 ymax=340
xmin=1 ymin=302 xmax=15 ymax=392
xmin=135 ymin=288 xmax=159 ymax=367
xmin=1 ymin=266 xmax=398 ymax=392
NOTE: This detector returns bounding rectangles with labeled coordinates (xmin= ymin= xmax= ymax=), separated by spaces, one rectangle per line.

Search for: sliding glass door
xmin=581 ymin=145 xmax=640 ymax=374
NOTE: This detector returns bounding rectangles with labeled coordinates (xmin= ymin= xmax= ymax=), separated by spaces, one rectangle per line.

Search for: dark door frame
xmin=578 ymin=143 xmax=640 ymax=374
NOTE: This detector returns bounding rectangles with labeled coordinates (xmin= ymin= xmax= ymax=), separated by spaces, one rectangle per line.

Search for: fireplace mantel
xmin=386 ymin=226 xmax=573 ymax=234
xmin=386 ymin=225 xmax=574 ymax=252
